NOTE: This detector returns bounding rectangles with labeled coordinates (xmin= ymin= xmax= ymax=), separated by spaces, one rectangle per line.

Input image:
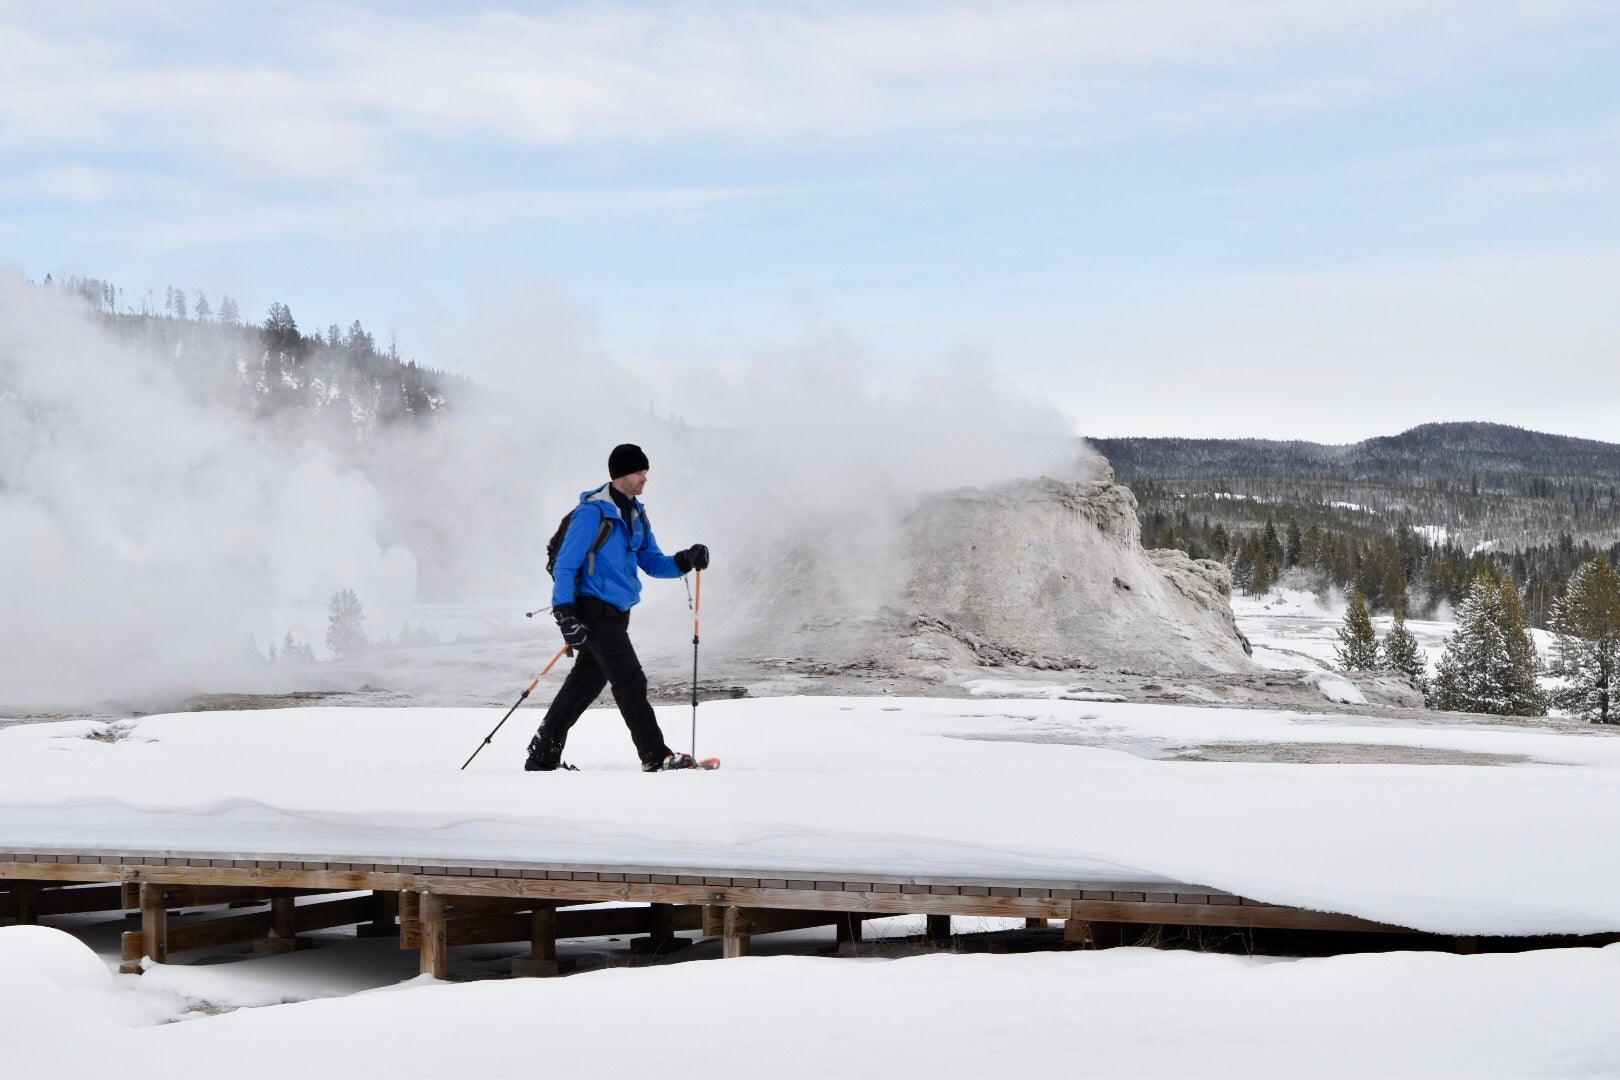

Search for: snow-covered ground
xmin=1231 ymin=587 xmax=1456 ymax=676
xmin=5 ymin=921 xmax=1619 ymax=1079
xmin=5 ymin=597 xmax=1619 ymax=1078
xmin=1231 ymin=585 xmax=1562 ymax=714
xmin=4 ymin=692 xmax=1620 ymax=1078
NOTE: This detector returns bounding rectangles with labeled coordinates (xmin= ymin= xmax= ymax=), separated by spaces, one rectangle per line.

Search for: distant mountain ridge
xmin=1092 ymin=423 xmax=1620 ymax=484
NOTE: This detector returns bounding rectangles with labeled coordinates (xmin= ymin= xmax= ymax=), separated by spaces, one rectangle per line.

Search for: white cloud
xmin=0 ymin=0 xmax=1596 ymax=179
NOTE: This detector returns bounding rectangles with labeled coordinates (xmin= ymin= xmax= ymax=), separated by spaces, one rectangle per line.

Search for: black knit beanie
xmin=608 ymin=443 xmax=650 ymax=479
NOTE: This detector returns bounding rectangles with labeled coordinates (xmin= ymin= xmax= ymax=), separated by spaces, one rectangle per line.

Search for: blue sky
xmin=4 ymin=1 xmax=1617 ymax=441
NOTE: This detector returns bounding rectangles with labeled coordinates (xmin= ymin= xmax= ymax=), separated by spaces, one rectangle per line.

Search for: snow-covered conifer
xmin=1431 ymin=572 xmax=1544 ymax=716
xmin=1548 ymin=554 xmax=1620 ymax=724
xmin=1381 ymin=611 xmax=1428 ymax=695
xmin=1335 ymin=589 xmax=1380 ymax=670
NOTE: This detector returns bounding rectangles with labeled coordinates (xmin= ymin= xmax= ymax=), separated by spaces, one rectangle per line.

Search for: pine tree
xmin=325 ymin=589 xmax=368 ymax=659
xmin=280 ymin=631 xmax=315 ymax=664
xmin=1431 ymin=571 xmax=1545 ymax=715
xmin=194 ymin=292 xmax=212 ymax=320
xmin=264 ymin=302 xmax=300 ymax=351
xmin=1251 ymin=542 xmax=1272 ymax=596
xmin=1336 ymin=588 xmax=1380 ymax=670
xmin=1548 ymin=554 xmax=1620 ymax=723
xmin=1381 ymin=611 xmax=1428 ymax=694
xmin=218 ymin=295 xmax=240 ymax=324
xmin=1285 ymin=521 xmax=1303 ymax=568
xmin=1261 ymin=519 xmax=1284 ymax=569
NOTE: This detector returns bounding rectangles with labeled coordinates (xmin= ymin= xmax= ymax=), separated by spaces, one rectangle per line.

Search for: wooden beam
xmin=155 ymin=885 xmax=317 ymax=908
xmin=430 ymin=895 xmax=541 ymax=916
xmin=120 ymin=894 xmax=383 ymax=958
xmin=166 ymin=909 xmax=273 ymax=955
xmin=0 ymin=859 xmax=1431 ymax=938
xmin=356 ymin=890 xmax=399 ymax=938
xmin=411 ymin=876 xmax=1081 ymax=922
xmin=300 ymin=895 xmax=379 ymax=932
xmin=440 ymin=903 xmax=704 ymax=948
xmin=35 ymin=884 xmax=127 ymax=917
xmin=1066 ymin=900 xmax=1414 ymax=935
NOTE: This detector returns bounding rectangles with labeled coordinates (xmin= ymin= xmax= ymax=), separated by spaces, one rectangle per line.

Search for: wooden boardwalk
xmin=0 ymin=846 xmax=1434 ymax=977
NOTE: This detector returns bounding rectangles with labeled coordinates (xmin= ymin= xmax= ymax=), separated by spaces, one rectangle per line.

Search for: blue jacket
xmin=551 ymin=483 xmax=682 ymax=611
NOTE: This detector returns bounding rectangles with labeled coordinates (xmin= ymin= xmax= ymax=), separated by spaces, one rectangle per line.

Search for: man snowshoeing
xmin=525 ymin=444 xmax=710 ymax=773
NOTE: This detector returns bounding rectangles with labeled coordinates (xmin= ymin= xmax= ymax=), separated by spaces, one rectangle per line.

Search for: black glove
xmin=553 ymin=604 xmax=588 ymax=648
xmin=674 ymin=543 xmax=710 ymax=573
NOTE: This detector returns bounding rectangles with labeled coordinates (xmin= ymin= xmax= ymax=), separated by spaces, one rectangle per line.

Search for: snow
xmin=3 ymin=924 xmax=1619 ymax=1078
xmin=1300 ymin=670 xmax=1367 ymax=704
xmin=5 ymin=699 xmax=1620 ymax=936
xmin=5 ymin=620 xmax=1620 ymax=1077
xmin=1233 ymin=587 xmax=1453 ymax=678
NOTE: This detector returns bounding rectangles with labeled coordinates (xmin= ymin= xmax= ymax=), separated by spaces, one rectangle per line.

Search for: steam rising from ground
xmin=0 ymin=275 xmax=415 ymax=707
xmin=1 ymin=274 xmax=1089 ymax=709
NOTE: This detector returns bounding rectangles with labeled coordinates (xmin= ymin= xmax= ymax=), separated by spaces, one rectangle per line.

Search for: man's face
xmin=613 ymin=469 xmax=648 ymax=498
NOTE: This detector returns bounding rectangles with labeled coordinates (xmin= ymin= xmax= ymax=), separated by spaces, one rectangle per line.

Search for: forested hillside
xmin=1095 ymin=423 xmax=1620 ymax=553
xmin=1093 ymin=424 xmax=1620 ymax=627
xmin=45 ymin=274 xmax=466 ymax=443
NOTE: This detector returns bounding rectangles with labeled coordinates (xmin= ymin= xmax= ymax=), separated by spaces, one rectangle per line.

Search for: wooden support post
xmin=532 ymin=905 xmax=557 ymax=962
xmin=355 ymin=890 xmax=399 ymax=938
xmin=511 ymin=903 xmax=573 ymax=977
xmin=140 ymin=882 xmax=169 ymax=967
xmin=11 ymin=881 xmax=41 ymax=926
xmin=399 ymin=890 xmax=421 ymax=950
xmin=418 ymin=893 xmax=449 ymax=979
xmin=120 ymin=929 xmax=143 ymax=974
xmin=120 ymin=881 xmax=140 ymax=911
xmin=258 ymin=895 xmax=299 ymax=953
xmin=722 ymin=906 xmax=752 ymax=959
xmin=926 ymin=914 xmax=952 ymax=942
xmin=630 ymin=902 xmax=693 ymax=956
xmin=649 ymin=902 xmax=674 ymax=938
xmin=702 ymin=905 xmax=726 ymax=938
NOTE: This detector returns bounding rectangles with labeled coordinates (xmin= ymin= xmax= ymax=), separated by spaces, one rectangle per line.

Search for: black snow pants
xmin=527 ymin=596 xmax=672 ymax=769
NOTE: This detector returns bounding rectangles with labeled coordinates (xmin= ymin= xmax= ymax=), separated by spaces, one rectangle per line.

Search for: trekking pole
xmin=460 ymin=644 xmax=571 ymax=770
xmin=690 ymin=569 xmax=702 ymax=757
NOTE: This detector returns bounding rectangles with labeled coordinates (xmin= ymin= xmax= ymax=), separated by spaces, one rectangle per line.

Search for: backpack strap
xmin=583 ymin=516 xmax=614 ymax=577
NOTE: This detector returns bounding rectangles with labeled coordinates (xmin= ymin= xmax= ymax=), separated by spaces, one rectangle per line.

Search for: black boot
xmin=525 ymin=734 xmax=575 ymax=772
